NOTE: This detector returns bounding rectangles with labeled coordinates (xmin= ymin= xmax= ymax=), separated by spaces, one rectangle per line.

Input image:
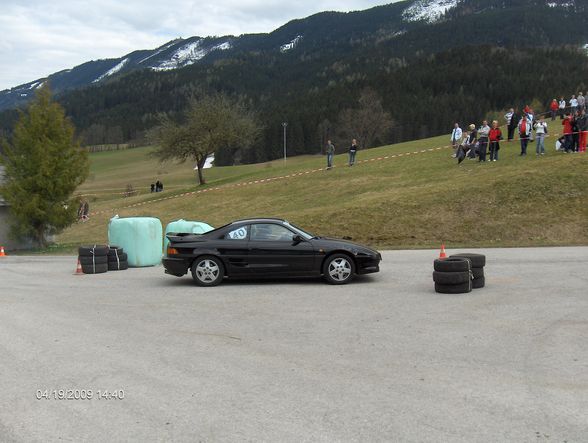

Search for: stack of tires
xmin=78 ymin=245 xmax=109 ymax=274
xmin=433 ymin=253 xmax=486 ymax=293
xmin=107 ymin=246 xmax=128 ymax=271
xmin=450 ymin=253 xmax=485 ymax=289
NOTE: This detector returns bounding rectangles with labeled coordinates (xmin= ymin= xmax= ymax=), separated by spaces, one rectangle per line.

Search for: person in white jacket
xmin=559 ymin=97 xmax=566 ymax=119
xmin=570 ymin=95 xmax=578 ymax=113
xmin=534 ymin=116 xmax=548 ymax=155
xmin=450 ymin=123 xmax=462 ymax=157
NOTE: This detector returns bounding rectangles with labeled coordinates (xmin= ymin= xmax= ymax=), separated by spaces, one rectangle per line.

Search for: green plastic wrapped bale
xmin=164 ymin=219 xmax=214 ymax=255
xmin=108 ymin=216 xmax=163 ymax=267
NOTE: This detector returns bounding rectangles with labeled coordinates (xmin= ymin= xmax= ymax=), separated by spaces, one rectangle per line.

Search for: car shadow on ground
xmin=153 ymin=274 xmax=375 ymax=288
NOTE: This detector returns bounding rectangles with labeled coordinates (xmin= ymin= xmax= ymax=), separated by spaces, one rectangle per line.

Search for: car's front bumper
xmin=355 ymin=253 xmax=381 ymax=275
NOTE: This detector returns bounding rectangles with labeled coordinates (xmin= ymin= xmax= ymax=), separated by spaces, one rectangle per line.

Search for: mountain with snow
xmin=402 ymin=0 xmax=459 ymax=22
xmin=1 ymin=0 xmax=588 ymax=112
xmin=0 ymin=36 xmax=235 ymax=110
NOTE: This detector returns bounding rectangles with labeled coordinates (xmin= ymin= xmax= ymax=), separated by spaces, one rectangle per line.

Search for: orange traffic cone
xmin=439 ymin=244 xmax=447 ymax=259
xmin=73 ymin=258 xmax=84 ymax=275
xmin=0 ymin=246 xmax=5 ymax=257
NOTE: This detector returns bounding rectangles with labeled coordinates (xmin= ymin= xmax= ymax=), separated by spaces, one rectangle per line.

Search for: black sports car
xmin=163 ymin=218 xmax=381 ymax=286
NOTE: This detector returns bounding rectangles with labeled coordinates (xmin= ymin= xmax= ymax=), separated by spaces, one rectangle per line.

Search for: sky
xmin=0 ymin=0 xmax=396 ymax=91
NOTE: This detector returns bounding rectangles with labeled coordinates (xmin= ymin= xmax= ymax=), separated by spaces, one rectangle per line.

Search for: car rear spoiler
xmin=166 ymin=232 xmax=203 ymax=243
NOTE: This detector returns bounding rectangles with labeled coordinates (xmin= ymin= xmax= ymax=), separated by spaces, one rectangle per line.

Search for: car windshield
xmin=284 ymin=221 xmax=314 ymax=240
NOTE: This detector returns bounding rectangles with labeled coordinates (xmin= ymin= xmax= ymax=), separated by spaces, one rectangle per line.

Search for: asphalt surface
xmin=0 ymin=247 xmax=587 ymax=442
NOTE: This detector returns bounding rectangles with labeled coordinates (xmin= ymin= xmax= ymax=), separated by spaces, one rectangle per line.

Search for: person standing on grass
xmin=571 ymin=111 xmax=580 ymax=153
xmin=508 ymin=107 xmax=520 ymax=141
xmin=577 ymin=92 xmax=585 ymax=112
xmin=467 ymin=124 xmax=478 ymax=158
xmin=518 ymin=114 xmax=532 ymax=156
xmin=562 ymin=112 xmax=574 ymax=153
xmin=504 ymin=108 xmax=514 ymax=139
xmin=450 ymin=123 xmax=462 ymax=157
xmin=348 ymin=139 xmax=358 ymax=166
xmin=550 ymin=99 xmax=559 ymax=121
xmin=559 ymin=97 xmax=566 ymax=119
xmin=478 ymin=120 xmax=490 ymax=162
xmin=527 ymin=108 xmax=535 ymax=142
xmin=488 ymin=120 xmax=502 ymax=162
xmin=326 ymin=139 xmax=335 ymax=169
xmin=576 ymin=109 xmax=587 ymax=153
xmin=534 ymin=116 xmax=548 ymax=155
xmin=570 ymin=95 xmax=578 ymax=114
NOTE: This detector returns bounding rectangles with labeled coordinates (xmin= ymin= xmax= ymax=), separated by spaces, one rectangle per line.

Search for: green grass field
xmin=56 ymin=131 xmax=588 ymax=252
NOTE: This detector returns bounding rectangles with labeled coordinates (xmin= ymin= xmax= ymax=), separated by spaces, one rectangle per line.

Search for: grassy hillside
xmin=54 ymin=131 xmax=588 ymax=252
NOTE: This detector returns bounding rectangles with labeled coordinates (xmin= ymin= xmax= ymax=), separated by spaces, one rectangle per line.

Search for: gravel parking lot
xmin=1 ymin=247 xmax=587 ymax=442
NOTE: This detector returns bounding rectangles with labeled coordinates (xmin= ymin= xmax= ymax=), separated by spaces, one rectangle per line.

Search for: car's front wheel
xmin=323 ymin=254 xmax=355 ymax=285
xmin=191 ymin=256 xmax=225 ymax=286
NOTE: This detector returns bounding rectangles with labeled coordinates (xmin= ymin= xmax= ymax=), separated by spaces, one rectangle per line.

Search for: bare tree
xmin=337 ymin=89 xmax=394 ymax=149
xmin=150 ymin=94 xmax=261 ymax=185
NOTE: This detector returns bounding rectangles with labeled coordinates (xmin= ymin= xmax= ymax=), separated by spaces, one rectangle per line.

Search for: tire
xmin=449 ymin=253 xmax=486 ymax=268
xmin=433 ymin=257 xmax=471 ymax=272
xmin=108 ymin=260 xmax=128 ymax=271
xmin=435 ymin=281 xmax=472 ymax=294
xmin=79 ymin=255 xmax=108 ymax=266
xmin=108 ymin=245 xmax=123 ymax=252
xmin=191 ymin=256 xmax=225 ymax=287
xmin=81 ymin=263 xmax=108 ymax=274
xmin=433 ymin=271 xmax=471 ymax=285
xmin=472 ymin=276 xmax=485 ymax=289
xmin=323 ymin=253 xmax=355 ymax=285
xmin=79 ymin=245 xmax=109 ymax=257
xmin=472 ymin=267 xmax=484 ymax=279
xmin=107 ymin=252 xmax=128 ymax=262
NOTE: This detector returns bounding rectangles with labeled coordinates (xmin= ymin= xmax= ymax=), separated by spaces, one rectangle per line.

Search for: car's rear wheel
xmin=323 ymin=254 xmax=355 ymax=285
xmin=191 ymin=256 xmax=225 ymax=286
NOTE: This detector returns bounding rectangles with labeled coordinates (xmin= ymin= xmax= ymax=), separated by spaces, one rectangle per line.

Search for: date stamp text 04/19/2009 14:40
xmin=36 ymin=389 xmax=125 ymax=400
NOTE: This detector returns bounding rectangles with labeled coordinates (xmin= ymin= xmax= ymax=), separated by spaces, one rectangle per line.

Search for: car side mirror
xmin=292 ymin=234 xmax=303 ymax=245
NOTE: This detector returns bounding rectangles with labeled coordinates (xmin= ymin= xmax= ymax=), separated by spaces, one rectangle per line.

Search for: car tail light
xmin=167 ymin=246 xmax=179 ymax=256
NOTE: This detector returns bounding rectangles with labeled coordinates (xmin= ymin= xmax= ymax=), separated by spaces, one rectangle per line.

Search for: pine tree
xmin=0 ymin=85 xmax=89 ymax=247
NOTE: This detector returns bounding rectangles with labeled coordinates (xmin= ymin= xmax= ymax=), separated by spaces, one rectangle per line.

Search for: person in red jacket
xmin=562 ymin=112 xmax=574 ymax=153
xmin=488 ymin=120 xmax=503 ymax=161
xmin=549 ymin=99 xmax=559 ymax=121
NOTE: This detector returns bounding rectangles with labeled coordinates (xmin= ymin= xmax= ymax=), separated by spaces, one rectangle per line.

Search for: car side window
xmin=225 ymin=226 xmax=248 ymax=240
xmin=250 ymin=224 xmax=295 ymax=241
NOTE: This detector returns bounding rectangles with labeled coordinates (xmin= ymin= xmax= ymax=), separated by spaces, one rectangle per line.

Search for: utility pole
xmin=282 ymin=122 xmax=288 ymax=165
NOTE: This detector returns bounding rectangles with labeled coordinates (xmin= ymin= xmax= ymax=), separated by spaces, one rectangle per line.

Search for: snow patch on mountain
xmin=93 ymin=58 xmax=129 ymax=83
xmin=152 ymin=40 xmax=231 ymax=71
xmin=138 ymin=40 xmax=180 ymax=64
xmin=280 ymin=35 xmax=302 ymax=53
xmin=403 ymin=0 xmax=458 ymax=23
xmin=547 ymin=1 xmax=575 ymax=7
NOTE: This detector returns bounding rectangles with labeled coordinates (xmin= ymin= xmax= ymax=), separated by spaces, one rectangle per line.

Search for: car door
xmin=215 ymin=224 xmax=250 ymax=276
xmin=247 ymin=223 xmax=316 ymax=276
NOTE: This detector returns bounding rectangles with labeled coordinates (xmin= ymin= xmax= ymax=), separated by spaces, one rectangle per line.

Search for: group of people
xmin=452 ymin=120 xmax=507 ymax=162
xmin=325 ymin=139 xmax=359 ymax=169
xmin=549 ymin=93 xmax=586 ymax=120
xmin=451 ymin=93 xmax=588 ymax=163
xmin=150 ymin=180 xmax=164 ymax=193
xmin=323 ymin=93 xmax=587 ymax=169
